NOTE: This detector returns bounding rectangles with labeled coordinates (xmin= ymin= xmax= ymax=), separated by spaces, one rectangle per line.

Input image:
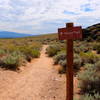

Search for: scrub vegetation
xmin=46 ymin=23 xmax=100 ymax=99
xmin=0 ymin=23 xmax=100 ymax=99
xmin=0 ymin=34 xmax=57 ymax=71
xmin=0 ymin=37 xmax=41 ymax=70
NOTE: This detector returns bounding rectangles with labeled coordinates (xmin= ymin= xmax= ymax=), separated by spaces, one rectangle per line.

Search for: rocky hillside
xmin=83 ymin=23 xmax=100 ymax=40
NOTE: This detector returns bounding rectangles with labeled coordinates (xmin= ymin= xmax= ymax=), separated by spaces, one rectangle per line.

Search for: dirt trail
xmin=0 ymin=45 xmax=66 ymax=100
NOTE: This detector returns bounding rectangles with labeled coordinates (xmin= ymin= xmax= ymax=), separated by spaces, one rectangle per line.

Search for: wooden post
xmin=58 ymin=22 xmax=82 ymax=100
xmin=66 ymin=23 xmax=74 ymax=100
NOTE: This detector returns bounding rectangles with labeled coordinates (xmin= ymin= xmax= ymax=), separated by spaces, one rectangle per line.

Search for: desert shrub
xmin=93 ymin=43 xmax=100 ymax=54
xmin=53 ymin=51 xmax=66 ymax=73
xmin=86 ymin=36 xmax=94 ymax=42
xmin=18 ymin=46 xmax=40 ymax=62
xmin=74 ymin=43 xmax=93 ymax=54
xmin=74 ymin=47 xmax=80 ymax=54
xmin=0 ymin=49 xmax=6 ymax=57
xmin=79 ymin=45 xmax=88 ymax=52
xmin=3 ymin=44 xmax=18 ymax=53
xmin=0 ymin=49 xmax=6 ymax=54
xmin=53 ymin=52 xmax=83 ymax=72
xmin=78 ymin=64 xmax=100 ymax=94
xmin=74 ymin=46 xmax=87 ymax=54
xmin=0 ymin=51 xmax=24 ymax=70
xmin=57 ymin=60 xmax=66 ymax=74
xmin=95 ymin=61 xmax=100 ymax=71
xmin=96 ymin=36 xmax=100 ymax=42
xmin=79 ymin=93 xmax=100 ymax=100
xmin=73 ymin=54 xmax=82 ymax=69
xmin=46 ymin=44 xmax=60 ymax=57
xmin=53 ymin=52 xmax=66 ymax=64
xmin=84 ymin=63 xmax=94 ymax=70
xmin=0 ymin=38 xmax=42 ymax=69
xmin=31 ymin=49 xmax=40 ymax=58
xmin=58 ymin=59 xmax=66 ymax=68
xmin=80 ymin=52 xmax=100 ymax=64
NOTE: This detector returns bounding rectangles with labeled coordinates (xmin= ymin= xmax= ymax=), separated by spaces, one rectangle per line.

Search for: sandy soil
xmin=0 ymin=45 xmax=79 ymax=100
xmin=0 ymin=45 xmax=66 ymax=100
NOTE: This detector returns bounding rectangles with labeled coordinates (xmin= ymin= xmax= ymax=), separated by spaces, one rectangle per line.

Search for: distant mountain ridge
xmin=0 ymin=31 xmax=33 ymax=38
xmin=0 ymin=23 xmax=100 ymax=38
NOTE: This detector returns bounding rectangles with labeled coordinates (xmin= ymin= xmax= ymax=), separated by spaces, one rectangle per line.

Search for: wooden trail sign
xmin=58 ymin=23 xmax=82 ymax=100
xmin=58 ymin=26 xmax=82 ymax=40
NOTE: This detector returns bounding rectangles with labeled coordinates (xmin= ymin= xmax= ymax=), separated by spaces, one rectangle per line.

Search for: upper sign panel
xmin=58 ymin=26 xmax=82 ymax=40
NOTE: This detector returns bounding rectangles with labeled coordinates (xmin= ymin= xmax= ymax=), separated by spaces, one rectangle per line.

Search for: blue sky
xmin=0 ymin=0 xmax=100 ymax=34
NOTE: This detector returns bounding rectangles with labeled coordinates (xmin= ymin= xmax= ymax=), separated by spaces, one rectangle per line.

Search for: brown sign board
xmin=58 ymin=26 xmax=82 ymax=40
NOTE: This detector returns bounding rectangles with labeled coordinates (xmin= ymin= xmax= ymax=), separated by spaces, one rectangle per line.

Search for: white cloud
xmin=0 ymin=0 xmax=99 ymax=34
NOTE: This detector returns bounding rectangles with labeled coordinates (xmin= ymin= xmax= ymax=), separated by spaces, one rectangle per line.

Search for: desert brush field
xmin=0 ymin=23 xmax=100 ymax=100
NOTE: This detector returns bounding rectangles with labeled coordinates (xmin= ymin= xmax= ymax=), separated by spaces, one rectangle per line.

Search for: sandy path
xmin=0 ymin=45 xmax=66 ymax=100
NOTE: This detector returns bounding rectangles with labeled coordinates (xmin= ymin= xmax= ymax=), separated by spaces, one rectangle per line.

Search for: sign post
xmin=58 ymin=23 xmax=82 ymax=100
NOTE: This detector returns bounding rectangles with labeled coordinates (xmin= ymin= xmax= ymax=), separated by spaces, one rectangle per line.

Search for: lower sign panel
xmin=58 ymin=26 xmax=82 ymax=40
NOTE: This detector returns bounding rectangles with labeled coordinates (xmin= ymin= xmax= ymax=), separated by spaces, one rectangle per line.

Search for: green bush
xmin=74 ymin=43 xmax=92 ymax=54
xmin=0 ymin=51 xmax=24 ymax=70
xmin=3 ymin=44 xmax=20 ymax=53
xmin=80 ymin=52 xmax=100 ymax=64
xmin=93 ymin=44 xmax=100 ymax=54
xmin=53 ymin=52 xmax=83 ymax=72
xmin=53 ymin=52 xmax=66 ymax=64
xmin=73 ymin=54 xmax=82 ymax=69
xmin=86 ymin=36 xmax=94 ymax=42
xmin=53 ymin=51 xmax=66 ymax=73
xmin=58 ymin=60 xmax=66 ymax=73
xmin=78 ymin=64 xmax=100 ymax=94
xmin=74 ymin=47 xmax=81 ymax=54
xmin=0 ymin=49 xmax=6 ymax=56
xmin=18 ymin=46 xmax=40 ymax=62
xmin=31 ymin=49 xmax=40 ymax=58
xmin=95 ymin=61 xmax=100 ymax=71
xmin=46 ymin=44 xmax=60 ymax=57
xmin=96 ymin=36 xmax=100 ymax=42
xmin=79 ymin=93 xmax=100 ymax=100
xmin=58 ymin=59 xmax=66 ymax=68
xmin=84 ymin=63 xmax=94 ymax=70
